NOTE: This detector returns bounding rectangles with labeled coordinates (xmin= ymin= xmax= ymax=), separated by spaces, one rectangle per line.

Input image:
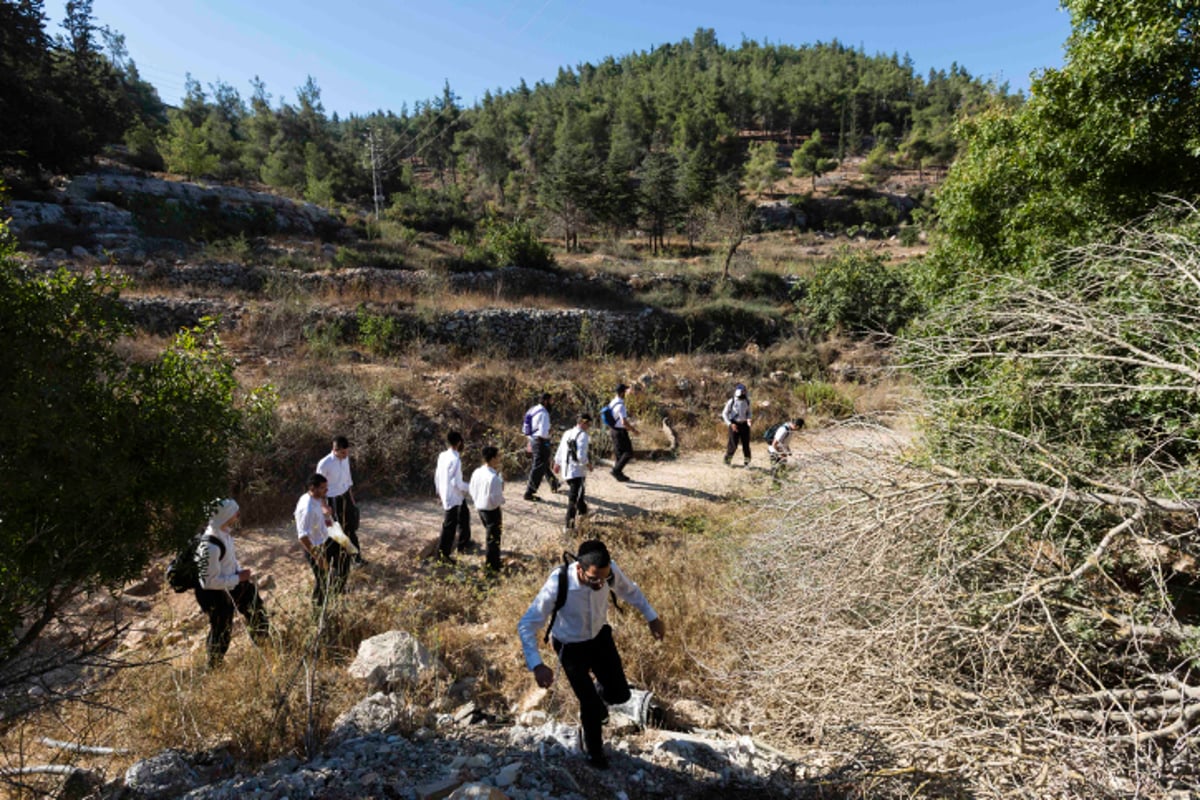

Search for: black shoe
xmin=353 ymin=555 xmax=367 ymax=566
xmin=434 ymin=554 xmax=457 ymax=566
xmin=523 ymin=493 xmax=541 ymax=502
xmin=613 ymin=472 xmax=631 ymax=483
xmin=587 ymin=753 xmax=610 ymax=770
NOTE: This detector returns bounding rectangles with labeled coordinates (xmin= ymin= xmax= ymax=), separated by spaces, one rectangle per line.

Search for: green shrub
xmin=481 ymin=218 xmax=554 ymax=270
xmin=357 ymin=310 xmax=400 ymax=355
xmin=794 ymin=247 xmax=921 ymax=335
xmin=794 ymin=380 xmax=855 ymax=417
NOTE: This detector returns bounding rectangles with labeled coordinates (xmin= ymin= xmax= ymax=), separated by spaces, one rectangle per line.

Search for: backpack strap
xmin=543 ymin=553 xmax=574 ymax=643
xmin=201 ymin=534 xmax=226 ymax=560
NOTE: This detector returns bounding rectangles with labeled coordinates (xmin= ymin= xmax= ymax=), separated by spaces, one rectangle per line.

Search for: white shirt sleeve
xmin=517 ymin=569 xmax=562 ymax=669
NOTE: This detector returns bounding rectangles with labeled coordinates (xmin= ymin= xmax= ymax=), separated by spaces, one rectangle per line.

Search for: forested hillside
xmin=3 ymin=1 xmax=1012 ymax=245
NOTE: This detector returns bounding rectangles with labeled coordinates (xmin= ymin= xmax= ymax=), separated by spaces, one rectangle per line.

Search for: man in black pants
xmin=195 ymin=498 xmax=270 ymax=666
xmin=317 ymin=435 xmax=364 ymax=564
xmin=469 ymin=445 xmax=506 ymax=573
xmin=524 ymin=393 xmax=561 ymax=500
xmin=517 ymin=540 xmax=666 ymax=769
xmin=722 ymin=382 xmax=753 ymax=466
xmin=607 ymin=383 xmax=638 ymax=482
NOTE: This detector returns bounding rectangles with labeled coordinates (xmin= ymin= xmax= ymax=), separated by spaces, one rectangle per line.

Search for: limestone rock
xmin=347 ymin=630 xmax=441 ymax=692
xmin=124 ymin=749 xmax=201 ymax=798
xmin=327 ymin=692 xmax=407 ymax=746
xmin=448 ymin=783 xmax=509 ymax=799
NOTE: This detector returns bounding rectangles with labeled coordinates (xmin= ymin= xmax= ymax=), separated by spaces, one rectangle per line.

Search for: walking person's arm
xmin=517 ymin=571 xmax=560 ymax=687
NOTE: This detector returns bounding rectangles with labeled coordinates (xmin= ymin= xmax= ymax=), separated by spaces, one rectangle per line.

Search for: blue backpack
xmin=522 ymin=408 xmax=536 ymax=436
xmin=600 ymin=404 xmax=616 ymax=428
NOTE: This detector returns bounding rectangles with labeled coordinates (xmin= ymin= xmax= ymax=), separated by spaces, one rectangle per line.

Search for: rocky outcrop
xmin=347 ymin=631 xmax=443 ymax=693
xmin=6 ymin=167 xmax=349 ymax=259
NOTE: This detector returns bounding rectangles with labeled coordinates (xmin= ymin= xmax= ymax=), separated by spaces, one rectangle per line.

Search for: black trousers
xmin=195 ymin=581 xmax=270 ymax=666
xmin=725 ymin=421 xmax=751 ymax=461
xmin=477 ymin=507 xmax=503 ymax=571
xmin=438 ymin=500 xmax=472 ymax=558
xmin=610 ymin=428 xmax=633 ymax=476
xmin=526 ymin=437 xmax=560 ymax=494
xmin=565 ymin=477 xmax=588 ymax=528
xmin=553 ymin=625 xmax=631 ymax=759
xmin=306 ymin=538 xmax=350 ymax=609
xmin=329 ymin=493 xmax=361 ymax=554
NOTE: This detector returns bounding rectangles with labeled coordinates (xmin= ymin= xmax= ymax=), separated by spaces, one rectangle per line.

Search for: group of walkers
xmin=187 ymin=379 xmax=802 ymax=769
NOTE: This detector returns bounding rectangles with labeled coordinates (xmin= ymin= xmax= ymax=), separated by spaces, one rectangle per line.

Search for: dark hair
xmin=306 ymin=473 xmax=328 ymax=490
xmin=481 ymin=445 xmax=499 ymax=462
xmin=333 ymin=435 xmax=350 ymax=449
xmin=540 ymin=392 xmax=551 ymax=404
xmin=615 ymin=383 xmax=628 ymax=394
xmin=793 ymin=418 xmax=806 ymax=429
xmin=578 ymin=412 xmax=593 ymax=423
xmin=577 ymin=539 xmax=611 ymax=569
xmin=447 ymin=431 xmax=463 ymax=448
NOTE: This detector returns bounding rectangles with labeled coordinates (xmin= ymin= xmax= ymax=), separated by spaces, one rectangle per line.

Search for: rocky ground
xmin=52 ymin=425 xmax=908 ymax=800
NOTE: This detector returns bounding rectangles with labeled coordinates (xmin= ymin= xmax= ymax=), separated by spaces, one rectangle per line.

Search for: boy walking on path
xmin=722 ymin=383 xmax=753 ymax=466
xmin=469 ymin=445 xmax=506 ymax=573
xmin=434 ymin=431 xmax=473 ymax=563
xmin=768 ymin=418 xmax=805 ymax=464
xmin=517 ymin=540 xmax=666 ymax=769
xmin=555 ymin=413 xmax=593 ymax=533
xmin=524 ymin=393 xmax=561 ymax=500
xmin=317 ymin=435 xmax=364 ymax=565
xmin=607 ymin=383 xmax=638 ymax=482
xmin=295 ymin=473 xmax=350 ymax=609
xmin=195 ymin=498 xmax=270 ymax=667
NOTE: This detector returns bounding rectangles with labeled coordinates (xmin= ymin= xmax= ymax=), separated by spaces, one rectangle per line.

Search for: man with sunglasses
xmin=517 ymin=540 xmax=666 ymax=769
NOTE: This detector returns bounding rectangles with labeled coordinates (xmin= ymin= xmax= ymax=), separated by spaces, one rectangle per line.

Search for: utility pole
xmin=366 ymin=128 xmax=384 ymax=235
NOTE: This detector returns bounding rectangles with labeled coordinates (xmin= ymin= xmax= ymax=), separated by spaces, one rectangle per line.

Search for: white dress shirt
xmin=722 ymin=396 xmax=752 ymax=424
xmin=197 ymin=527 xmax=240 ymax=591
xmin=469 ymin=464 xmax=505 ymax=511
xmin=769 ymin=424 xmax=793 ymax=455
xmin=554 ymin=426 xmax=589 ymax=480
xmin=295 ymin=492 xmax=328 ymax=547
xmin=316 ymin=451 xmax=353 ymax=498
xmin=517 ymin=560 xmax=658 ymax=669
xmin=526 ymin=404 xmax=551 ymax=440
xmin=435 ymin=448 xmax=470 ymax=510
xmin=609 ymin=396 xmax=631 ymax=429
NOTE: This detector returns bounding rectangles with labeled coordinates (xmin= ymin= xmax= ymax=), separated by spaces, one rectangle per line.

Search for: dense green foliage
xmin=924 ymin=0 xmax=1200 ymax=294
xmin=0 ymin=214 xmax=263 ymax=672
xmin=795 ymin=248 xmax=921 ymax=335
xmin=0 ymin=0 xmax=165 ymax=173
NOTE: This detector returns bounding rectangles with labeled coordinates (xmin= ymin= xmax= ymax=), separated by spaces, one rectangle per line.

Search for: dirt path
xmin=149 ymin=421 xmax=910 ymax=648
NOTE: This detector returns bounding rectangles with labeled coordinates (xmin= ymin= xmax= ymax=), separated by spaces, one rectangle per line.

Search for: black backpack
xmin=543 ymin=550 xmax=619 ymax=642
xmin=763 ymin=422 xmax=784 ymax=443
xmin=166 ymin=534 xmax=225 ymax=593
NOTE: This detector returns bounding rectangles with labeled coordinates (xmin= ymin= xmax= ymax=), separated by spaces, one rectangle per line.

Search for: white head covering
xmin=206 ymin=498 xmax=240 ymax=533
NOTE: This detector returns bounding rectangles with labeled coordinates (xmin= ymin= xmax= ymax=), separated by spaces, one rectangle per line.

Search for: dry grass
xmin=0 ymin=502 xmax=745 ymax=797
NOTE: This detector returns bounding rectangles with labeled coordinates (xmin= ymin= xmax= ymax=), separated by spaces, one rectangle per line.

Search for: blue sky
xmin=49 ymin=0 xmax=1073 ymax=117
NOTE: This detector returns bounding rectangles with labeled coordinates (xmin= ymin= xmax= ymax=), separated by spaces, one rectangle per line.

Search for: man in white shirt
xmin=434 ymin=431 xmax=473 ymax=564
xmin=721 ymin=382 xmax=753 ymax=466
xmin=555 ymin=413 xmax=593 ymax=533
xmin=517 ymin=540 xmax=666 ymax=769
xmin=523 ymin=393 xmax=561 ymax=501
xmin=295 ymin=473 xmax=349 ymax=609
xmin=607 ymin=383 xmax=638 ymax=482
xmin=469 ymin=445 xmax=505 ymax=574
xmin=317 ymin=435 xmax=364 ymax=565
xmin=768 ymin=418 xmax=805 ymax=464
xmin=195 ymin=498 xmax=270 ymax=667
